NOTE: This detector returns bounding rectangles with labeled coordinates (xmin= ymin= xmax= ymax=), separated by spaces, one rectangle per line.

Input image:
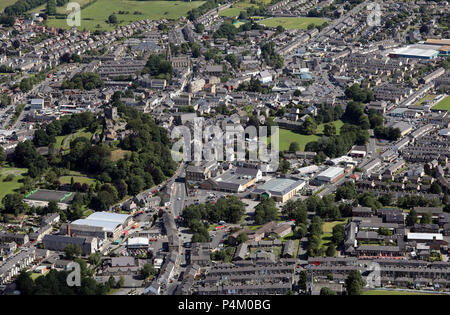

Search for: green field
xmin=0 ymin=167 xmax=27 ymax=203
xmin=59 ymin=175 xmax=96 ymax=185
xmin=322 ymin=220 xmax=345 ymax=233
xmin=45 ymin=0 xmax=205 ymax=31
xmin=431 ymin=95 xmax=450 ymax=111
xmin=219 ymin=0 xmax=271 ymax=17
xmin=414 ymin=94 xmax=437 ymax=107
xmin=28 ymin=0 xmax=94 ymax=15
xmin=0 ymin=0 xmax=18 ymax=12
xmin=258 ymin=17 xmax=327 ymax=30
xmin=271 ymin=120 xmax=343 ymax=151
xmin=276 ymin=129 xmax=319 ymax=151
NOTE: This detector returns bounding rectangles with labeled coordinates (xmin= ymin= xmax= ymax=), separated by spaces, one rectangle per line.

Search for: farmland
xmin=45 ymin=0 xmax=205 ymax=31
xmin=258 ymin=17 xmax=328 ymax=30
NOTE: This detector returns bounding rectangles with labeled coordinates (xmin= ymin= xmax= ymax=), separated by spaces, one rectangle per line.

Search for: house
xmin=352 ymin=206 xmax=372 ymax=217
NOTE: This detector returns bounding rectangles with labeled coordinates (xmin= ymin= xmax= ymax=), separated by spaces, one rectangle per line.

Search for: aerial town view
xmin=0 ymin=0 xmax=449 ymax=302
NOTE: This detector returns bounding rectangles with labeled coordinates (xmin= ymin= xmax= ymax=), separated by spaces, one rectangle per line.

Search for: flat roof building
xmin=389 ymin=46 xmax=439 ymax=60
xmin=316 ymin=167 xmax=345 ymax=183
xmin=71 ymin=212 xmax=132 ymax=238
xmin=251 ymin=178 xmax=305 ymax=203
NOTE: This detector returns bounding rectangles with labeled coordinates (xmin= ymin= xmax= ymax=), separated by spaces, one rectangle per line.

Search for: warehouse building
xmin=316 ymin=167 xmax=345 ymax=183
xmin=71 ymin=212 xmax=133 ymax=239
xmin=251 ymin=178 xmax=305 ymax=203
xmin=389 ymin=46 xmax=439 ymax=60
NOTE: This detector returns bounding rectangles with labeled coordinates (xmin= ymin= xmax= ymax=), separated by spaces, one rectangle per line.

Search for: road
xmin=171 ymin=180 xmax=186 ymax=218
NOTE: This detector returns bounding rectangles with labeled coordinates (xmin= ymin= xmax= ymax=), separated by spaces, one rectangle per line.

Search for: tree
xmin=323 ymin=123 xmax=336 ymax=137
xmin=430 ymin=182 xmax=442 ymax=194
xmin=108 ymin=14 xmax=118 ymax=24
xmin=254 ymin=198 xmax=279 ymax=225
xmin=289 ymin=142 xmax=300 ymax=153
xmin=0 ymin=146 xmax=5 ymax=163
xmin=406 ymin=209 xmax=418 ymax=226
xmin=320 ymin=287 xmax=337 ymax=295
xmin=298 ymin=271 xmax=307 ymax=293
xmin=140 ymin=264 xmax=156 ymax=279
xmin=236 ymin=232 xmax=248 ymax=244
xmin=65 ymin=244 xmax=82 ymax=260
xmin=326 ymin=244 xmax=336 ymax=257
xmin=300 ymin=116 xmax=317 ymax=135
xmin=88 ymin=252 xmax=102 ymax=266
xmin=16 ymin=271 xmax=35 ymax=295
xmin=2 ymin=193 xmax=26 ymax=216
xmin=345 ymin=270 xmax=365 ymax=295
xmin=420 ymin=212 xmax=433 ymax=224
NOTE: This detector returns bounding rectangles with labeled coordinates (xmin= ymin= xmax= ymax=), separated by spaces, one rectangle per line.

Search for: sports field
xmin=258 ymin=17 xmax=327 ymax=30
xmin=431 ymin=95 xmax=450 ymax=111
xmin=45 ymin=0 xmax=205 ymax=31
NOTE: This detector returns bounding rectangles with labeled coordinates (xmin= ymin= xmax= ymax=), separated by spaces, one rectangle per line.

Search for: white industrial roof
xmin=71 ymin=219 xmax=120 ymax=232
xmin=391 ymin=46 xmax=438 ymax=57
xmin=317 ymin=167 xmax=345 ymax=179
xmin=407 ymin=233 xmax=443 ymax=241
xmin=127 ymin=237 xmax=149 ymax=246
xmin=71 ymin=212 xmax=130 ymax=232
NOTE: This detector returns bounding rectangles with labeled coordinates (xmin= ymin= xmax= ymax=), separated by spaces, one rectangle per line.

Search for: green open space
xmin=45 ymin=0 xmax=205 ymax=31
xmin=0 ymin=0 xmax=18 ymax=12
xmin=0 ymin=167 xmax=27 ymax=203
xmin=28 ymin=0 xmax=94 ymax=15
xmin=258 ymin=17 xmax=327 ymax=30
xmin=431 ymin=95 xmax=450 ymax=111
xmin=220 ymin=0 xmax=270 ymax=17
xmin=414 ymin=94 xmax=437 ymax=107
xmin=265 ymin=120 xmax=343 ymax=152
xmin=322 ymin=220 xmax=345 ymax=234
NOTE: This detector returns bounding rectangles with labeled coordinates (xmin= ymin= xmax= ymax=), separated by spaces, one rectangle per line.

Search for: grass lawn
xmin=0 ymin=167 xmax=27 ymax=203
xmin=259 ymin=17 xmax=327 ymax=30
xmin=54 ymin=135 xmax=66 ymax=150
xmin=414 ymin=94 xmax=437 ymax=106
xmin=0 ymin=0 xmax=18 ymax=12
xmin=28 ymin=0 xmax=94 ymax=15
xmin=267 ymin=120 xmax=343 ymax=152
xmin=363 ymin=289 xmax=440 ymax=296
xmin=316 ymin=120 xmax=344 ymax=136
xmin=110 ymin=149 xmax=131 ymax=162
xmin=322 ymin=220 xmax=345 ymax=234
xmin=275 ymin=128 xmax=319 ymax=151
xmin=45 ymin=0 xmax=205 ymax=31
xmin=220 ymin=0 xmax=270 ymax=17
xmin=431 ymin=95 xmax=450 ymax=111
xmin=59 ymin=175 xmax=96 ymax=185
xmin=319 ymin=232 xmax=333 ymax=247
